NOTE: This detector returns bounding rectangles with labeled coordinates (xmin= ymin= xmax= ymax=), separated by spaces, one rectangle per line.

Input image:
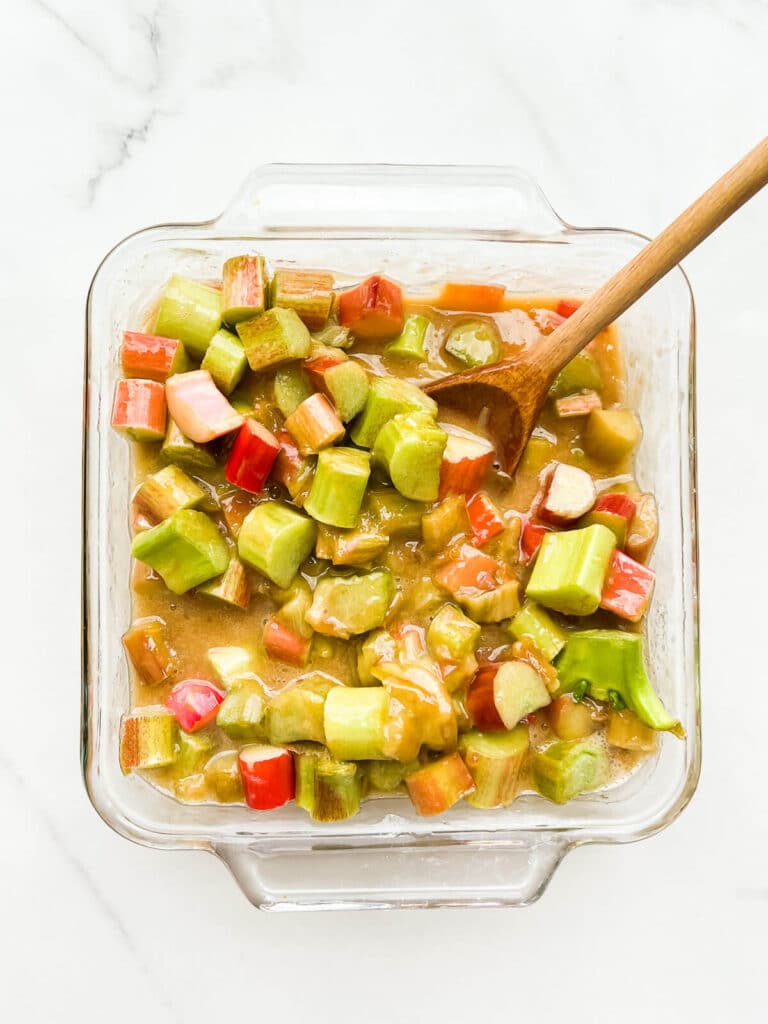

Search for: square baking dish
xmin=82 ymin=164 xmax=700 ymax=910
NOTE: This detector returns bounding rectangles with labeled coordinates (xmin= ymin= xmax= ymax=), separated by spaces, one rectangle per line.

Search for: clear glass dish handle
xmin=214 ymin=837 xmax=568 ymax=911
xmin=215 ymin=164 xmax=567 ymax=237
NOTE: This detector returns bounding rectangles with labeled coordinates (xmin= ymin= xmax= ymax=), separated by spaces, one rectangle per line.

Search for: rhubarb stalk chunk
xmin=304 ymin=447 xmax=371 ymax=528
xmin=165 ymin=679 xmax=225 ymax=732
xmin=120 ymin=706 xmax=178 ymax=772
xmin=459 ymin=726 xmax=529 ymax=808
xmin=271 ymin=268 xmax=335 ymax=330
xmin=239 ymin=744 xmax=295 ymax=810
xmin=531 ymin=739 xmax=608 ymax=804
xmin=306 ymin=570 xmax=395 ymax=639
xmin=238 ymin=501 xmax=317 ymax=588
xmin=131 ymin=509 xmax=230 ymax=594
xmin=406 ymin=752 xmax=475 ymax=816
xmin=111 ymin=379 xmax=167 ymax=441
xmin=197 ymin=556 xmax=251 ymax=609
xmin=304 ymin=356 xmax=369 ymax=422
xmin=122 ymin=617 xmax=178 ymax=686
xmin=349 ymin=376 xmax=437 ymax=449
xmin=134 ymin=465 xmax=205 ymax=521
xmin=338 ymin=275 xmax=404 ymax=340
xmin=162 ymin=418 xmax=216 ymax=470
xmin=323 ymin=687 xmax=389 ymax=760
xmin=221 ymin=255 xmax=267 ymax=325
xmin=121 ymin=331 xmax=190 ymax=382
xmin=200 ymin=328 xmax=247 ymax=394
xmin=225 ymin=419 xmax=281 ymax=494
xmin=165 ymin=370 xmax=243 ymax=443
xmin=284 ymin=393 xmax=345 ymax=455
xmin=374 ymin=411 xmax=447 ymax=503
xmin=526 ymin=524 xmax=615 ymax=616
xmin=154 ymin=275 xmax=222 ymax=359
xmin=237 ymin=307 xmax=312 ymax=371
xmin=438 ymin=430 xmax=494 ymax=499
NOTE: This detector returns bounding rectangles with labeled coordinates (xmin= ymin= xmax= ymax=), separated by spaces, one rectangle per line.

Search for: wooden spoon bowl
xmin=424 ymin=136 xmax=768 ymax=472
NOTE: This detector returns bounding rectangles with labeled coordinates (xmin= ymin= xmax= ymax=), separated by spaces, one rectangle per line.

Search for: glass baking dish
xmin=82 ymin=164 xmax=700 ymax=910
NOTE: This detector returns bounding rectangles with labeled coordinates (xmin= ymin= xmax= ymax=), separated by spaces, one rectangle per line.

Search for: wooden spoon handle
xmin=541 ymin=135 xmax=768 ymax=374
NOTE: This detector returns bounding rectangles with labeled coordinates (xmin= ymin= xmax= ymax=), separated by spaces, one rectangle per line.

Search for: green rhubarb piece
xmin=134 ymin=464 xmax=205 ymax=521
xmin=312 ymin=323 xmax=352 ymax=350
xmin=445 ymin=319 xmax=500 ymax=367
xmin=176 ymin=731 xmax=214 ymax=777
xmin=508 ymin=601 xmax=567 ymax=662
xmin=273 ymin=364 xmax=312 ymax=417
xmin=292 ymin=742 xmax=325 ymax=811
xmin=154 ymin=275 xmax=221 ymax=359
xmin=365 ymin=488 xmax=425 ymax=537
xmin=204 ymin=750 xmax=244 ymax=802
xmin=554 ymin=629 xmax=681 ymax=733
xmin=357 ymin=630 xmax=397 ymax=684
xmin=119 ymin=706 xmax=177 ymax=773
xmin=267 ymin=672 xmax=339 ymax=745
xmin=312 ymin=758 xmax=362 ymax=821
xmin=385 ymin=313 xmax=430 ymax=360
xmin=526 ymin=524 xmax=615 ymax=616
xmin=584 ymin=409 xmax=642 ymax=463
xmin=324 ymin=686 xmax=389 ymax=760
xmin=131 ymin=509 xmax=229 ymax=595
xmin=238 ymin=501 xmax=317 ymax=588
xmin=366 ymin=759 xmax=419 ymax=792
xmin=208 ymin=645 xmax=260 ymax=689
xmin=530 ymin=738 xmax=609 ymax=804
xmin=196 ymin=556 xmax=250 ymax=609
xmin=236 ymin=307 xmax=312 ymax=371
xmin=272 ymin=577 xmax=314 ymax=639
xmin=493 ymin=660 xmax=551 ymax=729
xmin=216 ymin=686 xmax=266 ymax=740
xmin=460 ymin=580 xmax=520 ymax=624
xmin=427 ymin=604 xmax=481 ymax=661
xmin=306 ymin=570 xmax=395 ymax=639
xmin=349 ymin=376 xmax=437 ymax=448
xmin=315 ymin=524 xmax=388 ymax=567
xmin=421 ymin=494 xmax=469 ymax=551
xmin=519 ymin=433 xmax=557 ymax=476
xmin=321 ymin=360 xmax=370 ymax=422
xmin=162 ymin=418 xmax=217 ymax=470
xmin=304 ymin=448 xmax=371 ymax=529
xmin=221 ymin=254 xmax=267 ymax=324
xmin=373 ymin=411 xmax=447 ymax=502
xmin=550 ymin=351 xmax=603 ymax=398
xmin=580 ymin=509 xmax=627 ymax=548
xmin=459 ymin=726 xmax=529 ymax=808
xmin=271 ymin=269 xmax=334 ymax=330
xmin=200 ymin=328 xmax=247 ymax=395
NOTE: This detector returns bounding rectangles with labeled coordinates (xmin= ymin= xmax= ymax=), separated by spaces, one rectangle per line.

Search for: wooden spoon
xmin=424 ymin=136 xmax=768 ymax=472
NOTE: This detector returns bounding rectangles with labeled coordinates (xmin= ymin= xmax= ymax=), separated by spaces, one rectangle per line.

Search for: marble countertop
xmin=3 ymin=1 xmax=767 ymax=1020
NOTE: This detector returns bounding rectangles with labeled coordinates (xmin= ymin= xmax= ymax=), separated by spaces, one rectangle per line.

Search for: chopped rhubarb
xmin=284 ymin=392 xmax=345 ymax=455
xmin=271 ymin=268 xmax=335 ymax=330
xmin=304 ymin=354 xmax=369 ymax=422
xmin=238 ymin=744 xmax=295 ymax=810
xmin=539 ymin=463 xmax=596 ymax=526
xmin=466 ymin=492 xmax=505 ymax=546
xmin=520 ymin=520 xmax=551 ymax=564
xmin=436 ymin=544 xmax=501 ymax=598
xmin=439 ymin=431 xmax=495 ymax=499
xmin=466 ymin=664 xmax=505 ymax=731
xmin=510 ymin=636 xmax=559 ymax=694
xmin=270 ymin=430 xmax=315 ymax=501
xmin=556 ymin=299 xmax=582 ymax=318
xmin=220 ymin=490 xmax=260 ymax=538
xmin=197 ymin=557 xmax=251 ymax=609
xmin=165 ymin=679 xmax=225 ymax=732
xmin=436 ymin=282 xmax=505 ymax=313
xmin=406 ymin=752 xmax=475 ymax=816
xmin=263 ymin=617 xmax=312 ymax=667
xmin=122 ymin=616 xmax=178 ymax=686
xmin=625 ymin=493 xmax=659 ymax=563
xmin=111 ymin=379 xmax=167 ymax=441
xmin=165 ymin=370 xmax=243 ymax=443
xmin=338 ymin=274 xmax=404 ymax=340
xmin=121 ymin=331 xmax=189 ymax=382
xmin=221 ymin=255 xmax=267 ymax=324
xmin=134 ymin=464 xmax=204 ymax=521
xmin=225 ymin=419 xmax=280 ymax=494
xmin=599 ymin=549 xmax=656 ymax=622
xmin=594 ymin=493 xmax=637 ymax=521
xmin=554 ymin=391 xmax=602 ymax=419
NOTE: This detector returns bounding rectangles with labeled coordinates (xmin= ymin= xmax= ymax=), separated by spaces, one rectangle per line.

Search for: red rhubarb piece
xmin=436 ymin=282 xmax=505 ymax=313
xmin=111 ymin=379 xmax=167 ymax=441
xmin=225 ymin=419 xmax=281 ymax=494
xmin=466 ymin=664 xmax=506 ymax=731
xmin=239 ymin=744 xmax=295 ymax=810
xmin=165 ymin=679 xmax=225 ymax=732
xmin=600 ymin=549 xmax=656 ymax=622
xmin=338 ymin=275 xmax=404 ymax=340
xmin=439 ymin=432 xmax=495 ymax=498
xmin=121 ymin=331 xmax=186 ymax=383
xmin=594 ymin=493 xmax=638 ymax=521
xmin=539 ymin=463 xmax=596 ymax=526
xmin=165 ymin=370 xmax=243 ymax=443
xmin=263 ymin=617 xmax=312 ymax=667
xmin=466 ymin=493 xmax=505 ymax=546
xmin=556 ymin=299 xmax=581 ymax=318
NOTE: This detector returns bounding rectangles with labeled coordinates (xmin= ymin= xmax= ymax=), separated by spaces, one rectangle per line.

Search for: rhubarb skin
xmin=165 ymin=370 xmax=243 ymax=443
xmin=122 ymin=616 xmax=178 ymax=685
xmin=406 ymin=752 xmax=475 ymax=816
xmin=439 ymin=432 xmax=495 ymax=499
xmin=520 ymin=520 xmax=551 ymax=564
xmin=112 ymin=379 xmax=167 ymax=441
xmin=466 ymin=664 xmax=506 ymax=731
xmin=594 ymin=493 xmax=637 ymax=522
xmin=338 ymin=275 xmax=404 ymax=340
xmin=165 ymin=679 xmax=225 ymax=732
xmin=121 ymin=331 xmax=189 ymax=383
xmin=225 ymin=419 xmax=280 ymax=494
xmin=271 ymin=268 xmax=335 ymax=330
xmin=221 ymin=255 xmax=267 ymax=325
xmin=238 ymin=744 xmax=295 ymax=810
xmin=556 ymin=299 xmax=582 ymax=318
xmin=466 ymin=492 xmax=505 ymax=546
xmin=599 ymin=549 xmax=656 ymax=622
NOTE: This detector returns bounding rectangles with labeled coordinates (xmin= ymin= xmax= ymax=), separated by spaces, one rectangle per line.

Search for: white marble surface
xmin=2 ymin=0 xmax=767 ymax=1020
